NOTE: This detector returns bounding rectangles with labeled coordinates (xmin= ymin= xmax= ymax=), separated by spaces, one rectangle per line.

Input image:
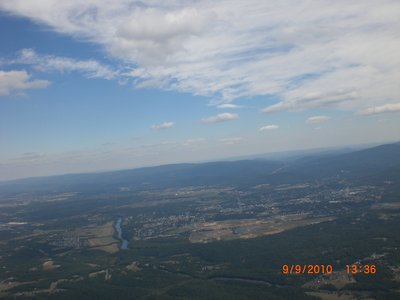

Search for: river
xmin=115 ymin=218 xmax=129 ymax=250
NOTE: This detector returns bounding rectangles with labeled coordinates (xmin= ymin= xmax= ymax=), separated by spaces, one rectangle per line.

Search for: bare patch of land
xmin=189 ymin=214 xmax=335 ymax=243
xmin=42 ymin=260 xmax=60 ymax=271
xmin=82 ymin=222 xmax=119 ymax=253
xmin=306 ymin=291 xmax=356 ymax=300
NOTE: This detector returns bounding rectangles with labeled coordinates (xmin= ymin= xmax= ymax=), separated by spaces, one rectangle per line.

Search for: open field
xmin=189 ymin=215 xmax=335 ymax=243
xmin=84 ymin=222 xmax=119 ymax=253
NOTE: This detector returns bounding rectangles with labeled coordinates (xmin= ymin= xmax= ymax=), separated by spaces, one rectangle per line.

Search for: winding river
xmin=115 ymin=218 xmax=129 ymax=250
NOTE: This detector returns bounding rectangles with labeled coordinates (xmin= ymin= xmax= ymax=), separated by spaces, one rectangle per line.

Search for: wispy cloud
xmin=358 ymin=103 xmax=400 ymax=115
xmin=306 ymin=115 xmax=331 ymax=124
xmin=15 ymin=49 xmax=118 ymax=80
xmin=151 ymin=121 xmax=175 ymax=130
xmin=220 ymin=137 xmax=242 ymax=144
xmin=183 ymin=138 xmax=206 ymax=147
xmin=10 ymin=152 xmax=47 ymax=164
xmin=216 ymin=103 xmax=242 ymax=109
xmin=1 ymin=1 xmax=400 ymax=112
xmin=0 ymin=70 xmax=50 ymax=96
xmin=201 ymin=112 xmax=239 ymax=124
xmin=259 ymin=124 xmax=279 ymax=131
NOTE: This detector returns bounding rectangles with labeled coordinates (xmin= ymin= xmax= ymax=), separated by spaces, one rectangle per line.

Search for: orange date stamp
xmin=282 ymin=264 xmax=333 ymax=275
xmin=282 ymin=264 xmax=377 ymax=275
xmin=345 ymin=264 xmax=376 ymax=274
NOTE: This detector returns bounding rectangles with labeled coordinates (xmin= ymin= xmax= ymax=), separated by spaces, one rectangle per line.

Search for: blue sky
xmin=0 ymin=1 xmax=400 ymax=180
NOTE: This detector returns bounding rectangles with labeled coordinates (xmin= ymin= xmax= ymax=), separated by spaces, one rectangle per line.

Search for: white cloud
xmin=1 ymin=1 xmax=400 ymax=112
xmin=306 ymin=115 xmax=331 ymax=124
xmin=220 ymin=137 xmax=242 ymax=144
xmin=16 ymin=49 xmax=118 ymax=80
xmin=0 ymin=70 xmax=50 ymax=96
xmin=358 ymin=103 xmax=400 ymax=115
xmin=259 ymin=124 xmax=279 ymax=131
xmin=151 ymin=121 xmax=175 ymax=130
xmin=216 ymin=103 xmax=242 ymax=109
xmin=201 ymin=112 xmax=239 ymax=124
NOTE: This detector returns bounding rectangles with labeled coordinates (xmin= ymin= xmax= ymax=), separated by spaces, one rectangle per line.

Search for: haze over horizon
xmin=1 ymin=0 xmax=400 ymax=180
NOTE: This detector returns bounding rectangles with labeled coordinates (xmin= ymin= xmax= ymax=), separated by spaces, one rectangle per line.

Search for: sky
xmin=0 ymin=0 xmax=400 ymax=181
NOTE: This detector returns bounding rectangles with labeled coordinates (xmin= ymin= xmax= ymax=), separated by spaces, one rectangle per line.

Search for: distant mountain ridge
xmin=273 ymin=142 xmax=400 ymax=182
xmin=1 ymin=142 xmax=399 ymax=196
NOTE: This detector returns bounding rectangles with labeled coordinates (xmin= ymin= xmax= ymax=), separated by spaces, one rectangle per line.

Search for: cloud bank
xmin=1 ymin=0 xmax=400 ymax=113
